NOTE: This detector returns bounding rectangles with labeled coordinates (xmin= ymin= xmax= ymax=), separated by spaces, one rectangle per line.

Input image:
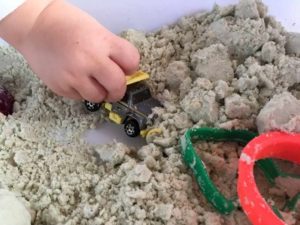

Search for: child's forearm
xmin=0 ymin=0 xmax=53 ymax=50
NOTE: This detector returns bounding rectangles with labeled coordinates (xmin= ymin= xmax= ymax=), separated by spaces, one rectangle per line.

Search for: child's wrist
xmin=0 ymin=0 xmax=53 ymax=50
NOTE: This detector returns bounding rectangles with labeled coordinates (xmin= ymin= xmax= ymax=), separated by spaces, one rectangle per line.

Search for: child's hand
xmin=0 ymin=0 xmax=140 ymax=102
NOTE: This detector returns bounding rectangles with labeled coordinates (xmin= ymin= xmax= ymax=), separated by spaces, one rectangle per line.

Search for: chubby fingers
xmin=51 ymin=36 xmax=140 ymax=102
xmin=52 ymin=60 xmax=127 ymax=103
xmin=91 ymin=58 xmax=127 ymax=102
xmin=46 ymin=80 xmax=82 ymax=100
xmin=51 ymin=70 xmax=107 ymax=102
xmin=73 ymin=76 xmax=107 ymax=103
xmin=109 ymin=36 xmax=140 ymax=75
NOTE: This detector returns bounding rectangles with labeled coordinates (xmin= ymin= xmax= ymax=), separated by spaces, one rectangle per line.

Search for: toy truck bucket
xmin=126 ymin=71 xmax=150 ymax=85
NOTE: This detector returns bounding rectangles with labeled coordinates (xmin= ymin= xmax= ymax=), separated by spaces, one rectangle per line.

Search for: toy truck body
xmin=84 ymin=71 xmax=161 ymax=137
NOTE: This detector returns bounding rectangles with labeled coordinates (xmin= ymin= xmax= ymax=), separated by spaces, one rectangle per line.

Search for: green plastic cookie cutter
xmin=180 ymin=127 xmax=256 ymax=214
xmin=257 ymin=157 xmax=300 ymax=184
xmin=180 ymin=127 xmax=300 ymax=215
xmin=285 ymin=193 xmax=300 ymax=211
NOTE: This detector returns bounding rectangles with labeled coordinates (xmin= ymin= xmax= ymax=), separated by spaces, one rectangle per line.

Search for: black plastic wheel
xmin=124 ymin=119 xmax=140 ymax=137
xmin=84 ymin=100 xmax=101 ymax=112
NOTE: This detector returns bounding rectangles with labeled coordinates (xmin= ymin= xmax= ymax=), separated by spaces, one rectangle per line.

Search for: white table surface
xmin=1 ymin=1 xmax=300 ymax=147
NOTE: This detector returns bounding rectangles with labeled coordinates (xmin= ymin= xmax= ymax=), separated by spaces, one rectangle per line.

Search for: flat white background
xmin=69 ymin=0 xmax=300 ymax=33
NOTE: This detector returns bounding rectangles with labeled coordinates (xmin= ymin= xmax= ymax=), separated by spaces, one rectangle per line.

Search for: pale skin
xmin=0 ymin=0 xmax=140 ymax=102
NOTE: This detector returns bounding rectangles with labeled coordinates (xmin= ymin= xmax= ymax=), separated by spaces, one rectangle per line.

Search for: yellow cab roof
xmin=126 ymin=71 xmax=150 ymax=85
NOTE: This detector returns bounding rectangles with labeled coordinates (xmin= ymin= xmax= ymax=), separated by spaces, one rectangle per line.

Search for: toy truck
xmin=84 ymin=71 xmax=162 ymax=137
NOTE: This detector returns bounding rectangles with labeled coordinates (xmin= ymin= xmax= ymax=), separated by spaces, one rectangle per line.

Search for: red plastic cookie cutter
xmin=237 ymin=131 xmax=300 ymax=225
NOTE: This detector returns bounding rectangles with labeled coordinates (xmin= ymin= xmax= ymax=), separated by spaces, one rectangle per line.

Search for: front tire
xmin=124 ymin=119 xmax=140 ymax=137
xmin=84 ymin=100 xmax=101 ymax=112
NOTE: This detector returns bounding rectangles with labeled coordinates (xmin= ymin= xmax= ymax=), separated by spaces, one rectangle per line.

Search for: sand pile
xmin=0 ymin=0 xmax=299 ymax=224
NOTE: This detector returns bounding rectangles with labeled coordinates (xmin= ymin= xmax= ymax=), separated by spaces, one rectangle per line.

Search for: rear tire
xmin=124 ymin=119 xmax=140 ymax=137
xmin=84 ymin=101 xmax=101 ymax=112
